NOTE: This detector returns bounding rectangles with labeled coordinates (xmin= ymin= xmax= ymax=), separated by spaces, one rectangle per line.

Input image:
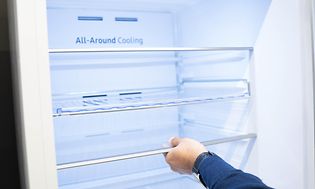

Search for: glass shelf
xmin=59 ymin=168 xmax=204 ymax=189
xmin=53 ymin=93 xmax=249 ymax=117
xmin=52 ymin=79 xmax=250 ymax=117
xmin=49 ymin=47 xmax=253 ymax=54
xmin=49 ymin=47 xmax=252 ymax=67
xmin=55 ymin=119 xmax=256 ymax=169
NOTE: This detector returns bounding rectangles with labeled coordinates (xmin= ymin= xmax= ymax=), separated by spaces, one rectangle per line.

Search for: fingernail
xmin=168 ymin=136 xmax=175 ymax=144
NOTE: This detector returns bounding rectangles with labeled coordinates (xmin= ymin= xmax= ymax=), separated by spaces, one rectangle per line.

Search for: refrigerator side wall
xmin=8 ymin=0 xmax=58 ymax=188
xmin=254 ymin=0 xmax=314 ymax=188
xmin=302 ymin=0 xmax=315 ymax=187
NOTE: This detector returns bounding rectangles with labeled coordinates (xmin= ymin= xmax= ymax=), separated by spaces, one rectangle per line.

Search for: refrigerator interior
xmin=46 ymin=0 xmax=271 ymax=188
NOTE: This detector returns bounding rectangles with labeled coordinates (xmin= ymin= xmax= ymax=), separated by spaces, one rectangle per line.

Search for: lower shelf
xmin=59 ymin=168 xmax=204 ymax=189
xmin=56 ymin=132 xmax=256 ymax=170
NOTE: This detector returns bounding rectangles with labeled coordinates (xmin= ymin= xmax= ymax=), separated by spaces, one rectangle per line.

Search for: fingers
xmin=165 ymin=137 xmax=181 ymax=164
xmin=169 ymin=136 xmax=181 ymax=147
xmin=164 ymin=137 xmax=205 ymax=175
xmin=165 ymin=137 xmax=182 ymax=162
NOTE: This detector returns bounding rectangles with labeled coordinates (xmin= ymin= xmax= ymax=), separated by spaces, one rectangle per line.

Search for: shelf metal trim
xmin=49 ymin=47 xmax=254 ymax=54
xmin=56 ymin=133 xmax=256 ymax=170
xmin=53 ymin=94 xmax=250 ymax=117
xmin=181 ymin=78 xmax=249 ymax=84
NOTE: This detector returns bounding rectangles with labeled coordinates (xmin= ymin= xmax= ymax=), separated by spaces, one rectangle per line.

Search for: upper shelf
xmin=49 ymin=47 xmax=252 ymax=68
xmin=49 ymin=47 xmax=253 ymax=54
xmin=52 ymin=79 xmax=250 ymax=117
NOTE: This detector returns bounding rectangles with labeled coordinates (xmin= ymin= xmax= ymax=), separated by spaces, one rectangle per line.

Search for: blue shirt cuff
xmin=198 ymin=154 xmax=235 ymax=188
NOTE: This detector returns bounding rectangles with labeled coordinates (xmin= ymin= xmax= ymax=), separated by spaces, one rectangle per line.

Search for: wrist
xmin=192 ymin=151 xmax=214 ymax=188
xmin=190 ymin=150 xmax=207 ymax=170
xmin=192 ymin=151 xmax=214 ymax=174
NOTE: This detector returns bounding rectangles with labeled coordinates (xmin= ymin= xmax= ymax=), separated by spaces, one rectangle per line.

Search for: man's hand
xmin=164 ymin=137 xmax=207 ymax=174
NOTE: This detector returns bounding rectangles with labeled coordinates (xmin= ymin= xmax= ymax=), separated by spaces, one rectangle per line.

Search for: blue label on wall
xmin=75 ymin=36 xmax=144 ymax=46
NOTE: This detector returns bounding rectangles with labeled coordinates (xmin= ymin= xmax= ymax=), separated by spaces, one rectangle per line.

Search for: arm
xmin=164 ymin=137 xmax=272 ymax=189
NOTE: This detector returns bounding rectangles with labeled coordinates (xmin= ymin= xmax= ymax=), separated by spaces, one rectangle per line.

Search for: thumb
xmin=169 ymin=136 xmax=181 ymax=147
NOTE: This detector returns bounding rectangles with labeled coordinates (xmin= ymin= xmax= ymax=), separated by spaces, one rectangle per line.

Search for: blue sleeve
xmin=197 ymin=154 xmax=273 ymax=189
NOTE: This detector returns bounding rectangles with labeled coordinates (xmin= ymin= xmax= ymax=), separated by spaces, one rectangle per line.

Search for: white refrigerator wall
xmin=176 ymin=0 xmax=271 ymax=47
xmin=253 ymin=0 xmax=314 ymax=188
